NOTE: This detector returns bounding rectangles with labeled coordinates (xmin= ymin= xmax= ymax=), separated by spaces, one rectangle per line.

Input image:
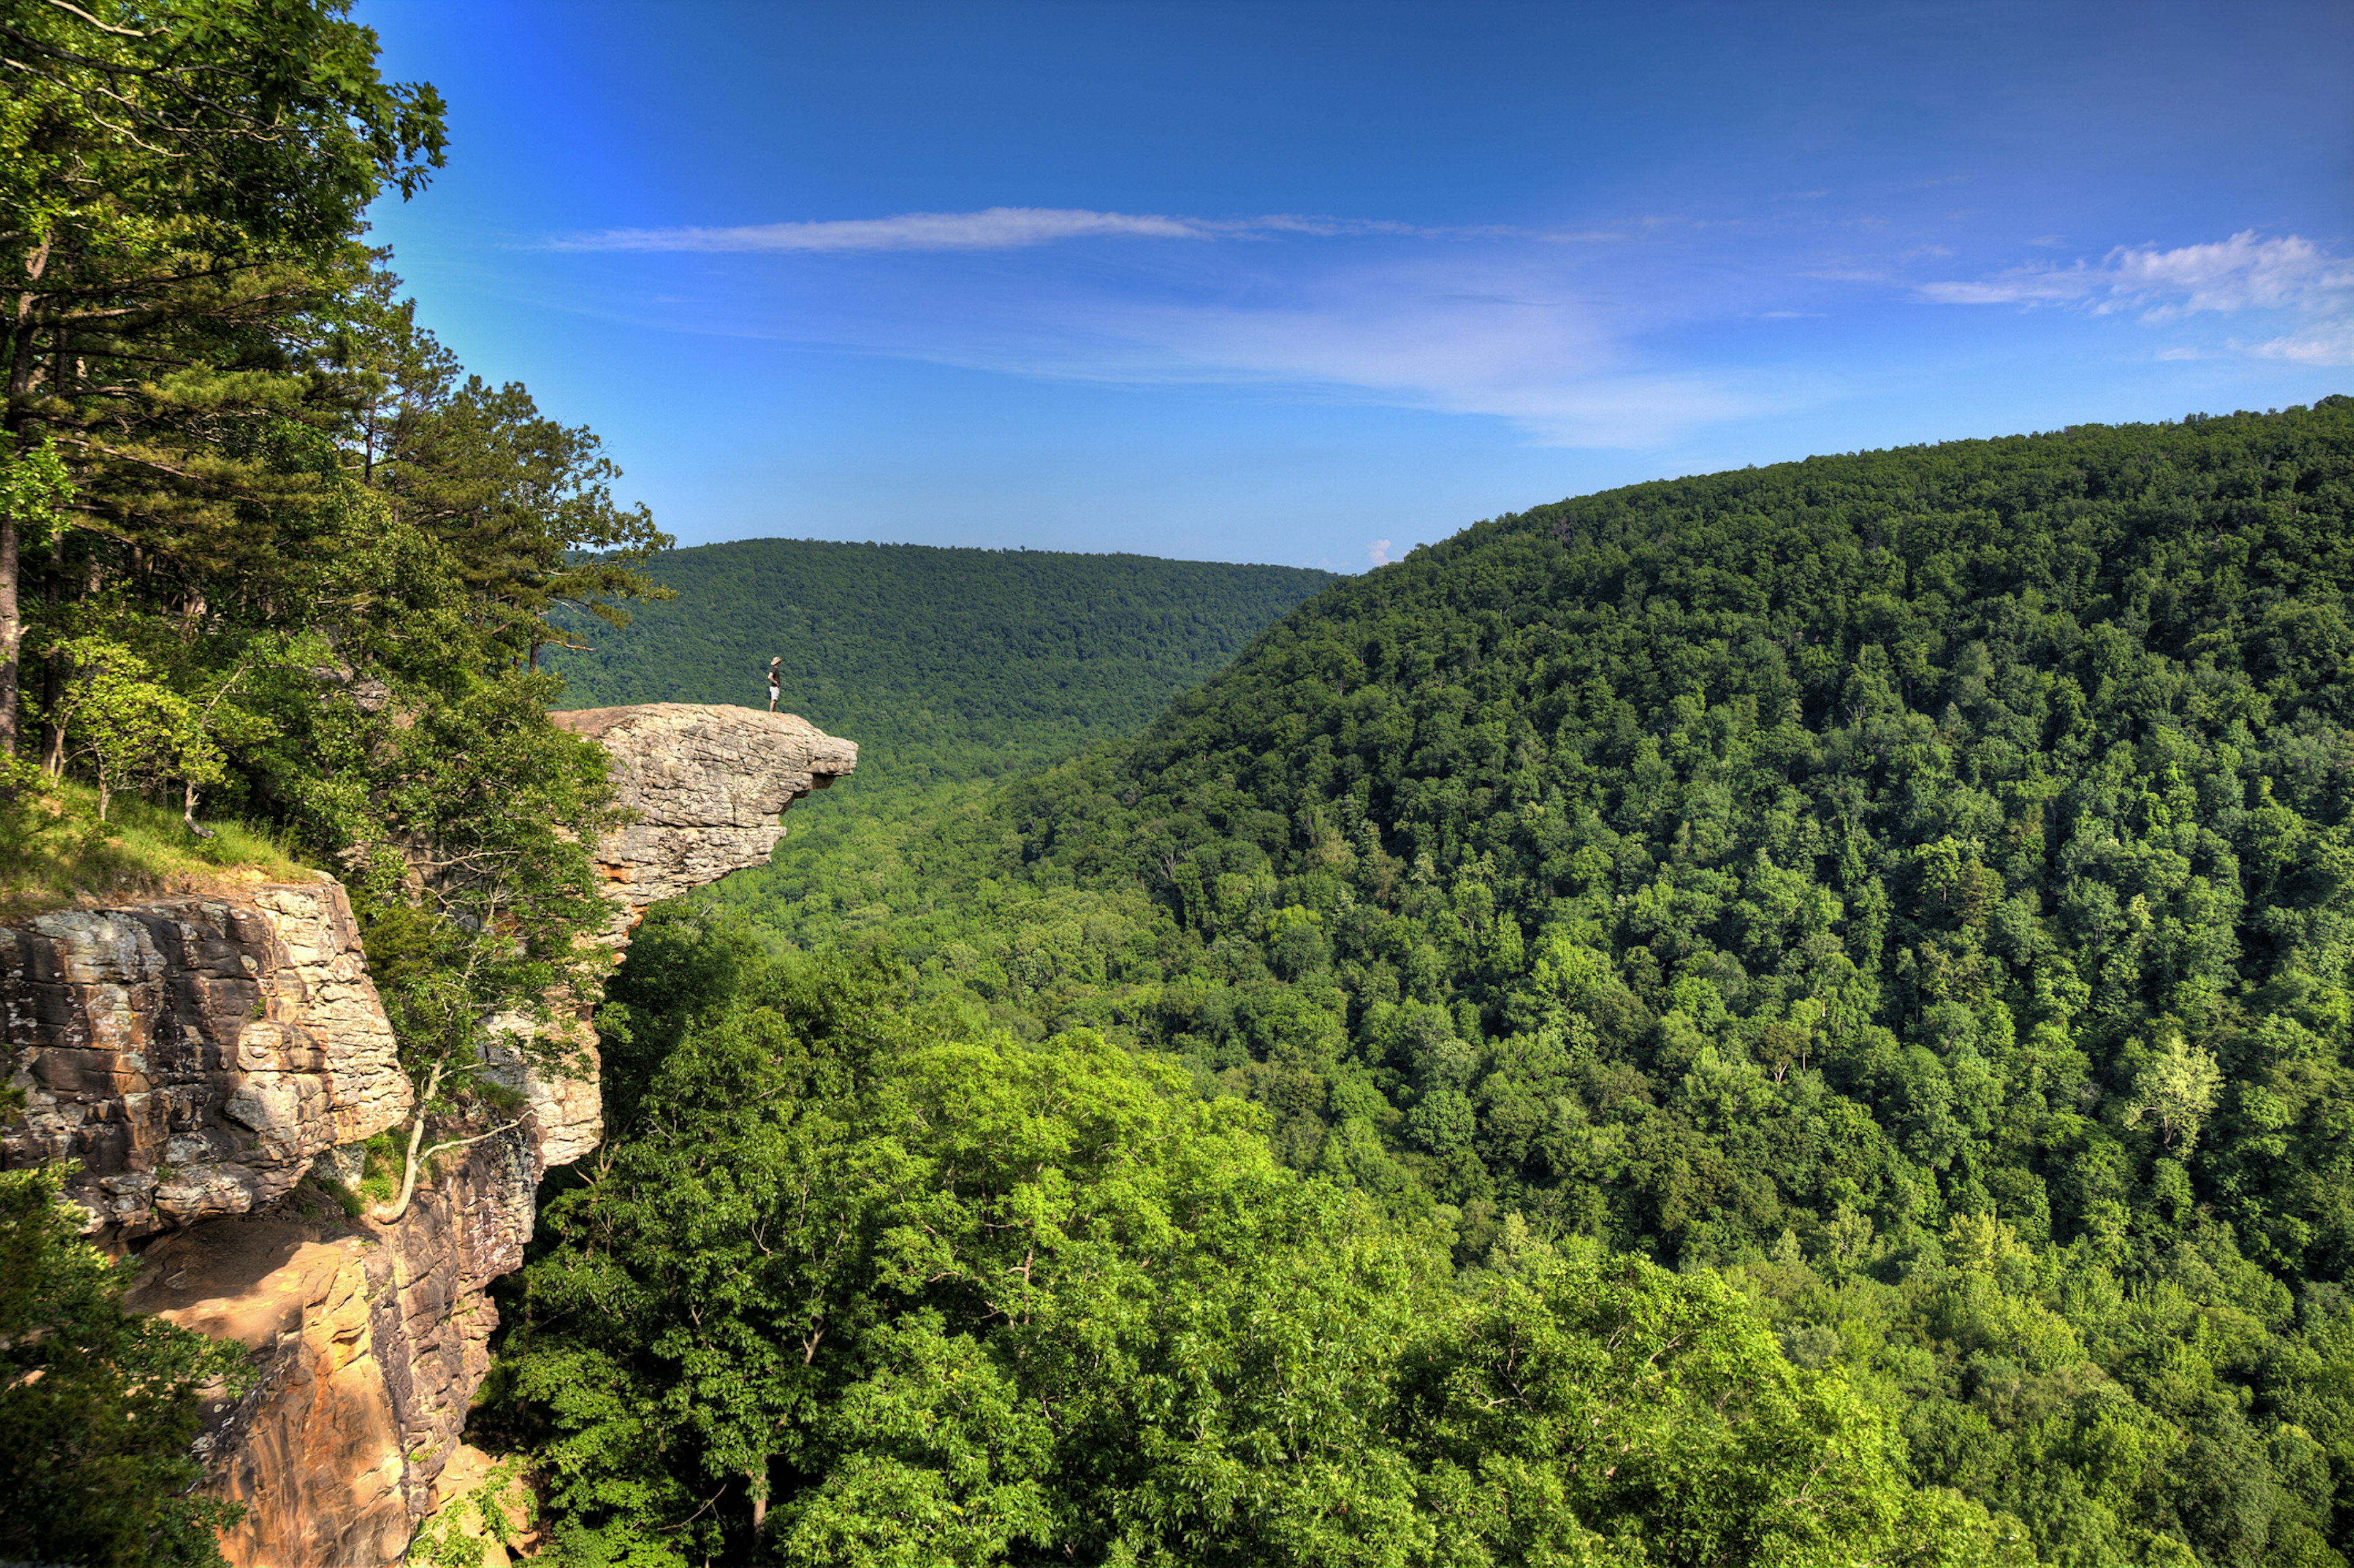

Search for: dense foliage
xmin=0 ymin=1160 xmax=246 ymax=1566
xmin=492 ymin=913 xmax=2028 ymax=1566
xmin=0 ymin=1 xmax=666 ymax=1557
xmin=662 ymin=402 xmax=2354 ymax=1566
xmin=547 ymin=537 xmax=1335 ymax=791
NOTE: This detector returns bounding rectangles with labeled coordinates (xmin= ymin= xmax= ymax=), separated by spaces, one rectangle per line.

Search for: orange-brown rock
xmin=2 ymin=702 xmax=855 ymax=1565
xmin=120 ymin=1127 xmax=541 ymax=1566
xmin=126 ymin=1219 xmax=408 ymax=1565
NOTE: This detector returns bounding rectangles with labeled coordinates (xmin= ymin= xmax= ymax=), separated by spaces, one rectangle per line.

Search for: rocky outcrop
xmin=495 ymin=704 xmax=859 ymax=1173
xmin=0 ymin=881 xmax=408 ymax=1240
xmin=123 ymin=1131 xmax=542 ymax=1563
xmin=551 ymin=702 xmax=857 ymax=944
xmin=1 ymin=702 xmax=855 ymax=1567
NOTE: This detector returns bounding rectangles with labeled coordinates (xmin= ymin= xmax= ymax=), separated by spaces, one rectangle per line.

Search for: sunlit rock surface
xmin=551 ymin=701 xmax=858 ymax=943
xmin=1 ymin=702 xmax=855 ymax=1566
xmin=0 ymin=881 xmax=408 ymax=1238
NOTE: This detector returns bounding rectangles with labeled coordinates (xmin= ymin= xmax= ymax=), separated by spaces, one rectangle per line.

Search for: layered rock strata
xmin=0 ymin=881 xmax=408 ymax=1240
xmin=0 ymin=703 xmax=855 ymax=1566
xmin=123 ymin=1132 xmax=541 ymax=1562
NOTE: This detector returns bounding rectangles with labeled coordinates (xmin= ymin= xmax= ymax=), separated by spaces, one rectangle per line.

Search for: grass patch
xmin=357 ymin=1132 xmax=401 ymax=1207
xmin=310 ymin=1132 xmax=403 ymax=1222
xmin=0 ymin=776 xmax=316 ymax=921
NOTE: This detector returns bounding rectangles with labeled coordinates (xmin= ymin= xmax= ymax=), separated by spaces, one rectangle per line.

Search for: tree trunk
xmin=0 ymin=511 xmax=17 ymax=757
xmin=749 ymin=1477 xmax=768 ymax=1536
xmin=4 ymin=234 xmax=52 ymax=759
xmin=39 ymin=538 xmax=63 ymax=774
xmin=375 ymin=1057 xmax=446 ymax=1224
xmin=182 ymin=777 xmax=213 ymax=837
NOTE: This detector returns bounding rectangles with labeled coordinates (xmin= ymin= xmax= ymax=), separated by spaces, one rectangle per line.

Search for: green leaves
xmin=499 ymin=933 xmax=2028 ymax=1566
xmin=0 ymin=432 xmax=73 ymax=547
xmin=0 ymin=1166 xmax=248 ymax=1567
xmin=1401 ymin=1235 xmax=2006 ymax=1567
xmin=601 ymin=402 xmax=2354 ymax=1564
xmin=36 ymin=634 xmax=221 ymax=820
xmin=2121 ymin=1032 xmax=2224 ymax=1154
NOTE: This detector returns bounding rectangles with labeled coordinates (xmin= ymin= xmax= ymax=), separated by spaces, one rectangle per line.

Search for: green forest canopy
xmin=547 ymin=537 xmax=1338 ymax=791
xmin=493 ymin=928 xmax=2035 ymax=1567
xmin=535 ymin=400 xmax=2354 ymax=1567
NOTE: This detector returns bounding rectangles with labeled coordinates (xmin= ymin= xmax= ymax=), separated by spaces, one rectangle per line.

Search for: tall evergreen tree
xmin=0 ymin=0 xmax=444 ymax=753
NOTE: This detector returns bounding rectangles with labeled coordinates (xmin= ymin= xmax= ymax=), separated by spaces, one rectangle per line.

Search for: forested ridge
xmin=549 ymin=536 xmax=1337 ymax=791
xmin=544 ymin=538 xmax=1336 ymax=923
xmin=511 ymin=401 xmax=2354 ymax=1567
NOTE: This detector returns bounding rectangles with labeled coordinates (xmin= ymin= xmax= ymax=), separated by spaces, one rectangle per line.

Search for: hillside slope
xmin=728 ymin=400 xmax=2354 ymax=1565
xmin=549 ymin=538 xmax=1338 ymax=792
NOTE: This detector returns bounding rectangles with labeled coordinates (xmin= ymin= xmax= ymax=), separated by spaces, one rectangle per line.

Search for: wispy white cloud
xmin=1920 ymin=230 xmax=2353 ymax=317
xmin=533 ymin=207 xmax=1810 ymax=444
xmin=2238 ymin=324 xmax=2354 ymax=366
xmin=548 ymin=205 xmax=1544 ymax=254
xmin=1369 ymin=538 xmax=1393 ymax=565
xmin=854 ymin=262 xmax=1792 ymax=447
xmin=552 ymin=207 xmax=1221 ymax=253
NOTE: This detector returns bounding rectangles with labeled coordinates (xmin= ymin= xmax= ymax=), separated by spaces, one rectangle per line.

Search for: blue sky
xmin=357 ymin=0 xmax=2354 ymax=570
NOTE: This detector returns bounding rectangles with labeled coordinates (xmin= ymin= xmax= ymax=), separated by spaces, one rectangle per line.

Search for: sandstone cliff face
xmin=0 ymin=881 xmax=409 ymax=1240
xmin=1 ymin=703 xmax=855 ymax=1567
xmin=123 ymin=1132 xmax=542 ymax=1563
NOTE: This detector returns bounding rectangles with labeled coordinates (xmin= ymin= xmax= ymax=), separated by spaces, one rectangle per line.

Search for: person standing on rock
xmin=764 ymin=656 xmax=783 ymax=713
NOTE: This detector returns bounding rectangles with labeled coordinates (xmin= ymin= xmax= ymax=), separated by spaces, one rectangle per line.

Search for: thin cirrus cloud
xmin=1921 ymin=231 xmax=2352 ymax=327
xmin=841 ymin=262 xmax=1788 ymax=448
xmin=550 ymin=208 xmax=1731 ymax=445
xmin=539 ymin=210 xmax=2345 ymax=444
xmin=2241 ymin=323 xmax=2354 ymax=366
xmin=547 ymin=205 xmax=1517 ymax=253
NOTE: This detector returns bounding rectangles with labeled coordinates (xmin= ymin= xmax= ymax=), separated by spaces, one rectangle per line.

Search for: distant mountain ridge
xmin=549 ymin=537 xmax=1340 ymax=792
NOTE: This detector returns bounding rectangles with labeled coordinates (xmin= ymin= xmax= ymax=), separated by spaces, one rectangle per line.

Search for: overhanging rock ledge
xmin=552 ymin=702 xmax=859 ymax=945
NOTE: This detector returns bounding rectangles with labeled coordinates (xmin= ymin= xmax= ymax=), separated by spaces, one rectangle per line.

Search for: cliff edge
xmin=552 ymin=702 xmax=856 ymax=940
xmin=1 ymin=702 xmax=855 ymax=1566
